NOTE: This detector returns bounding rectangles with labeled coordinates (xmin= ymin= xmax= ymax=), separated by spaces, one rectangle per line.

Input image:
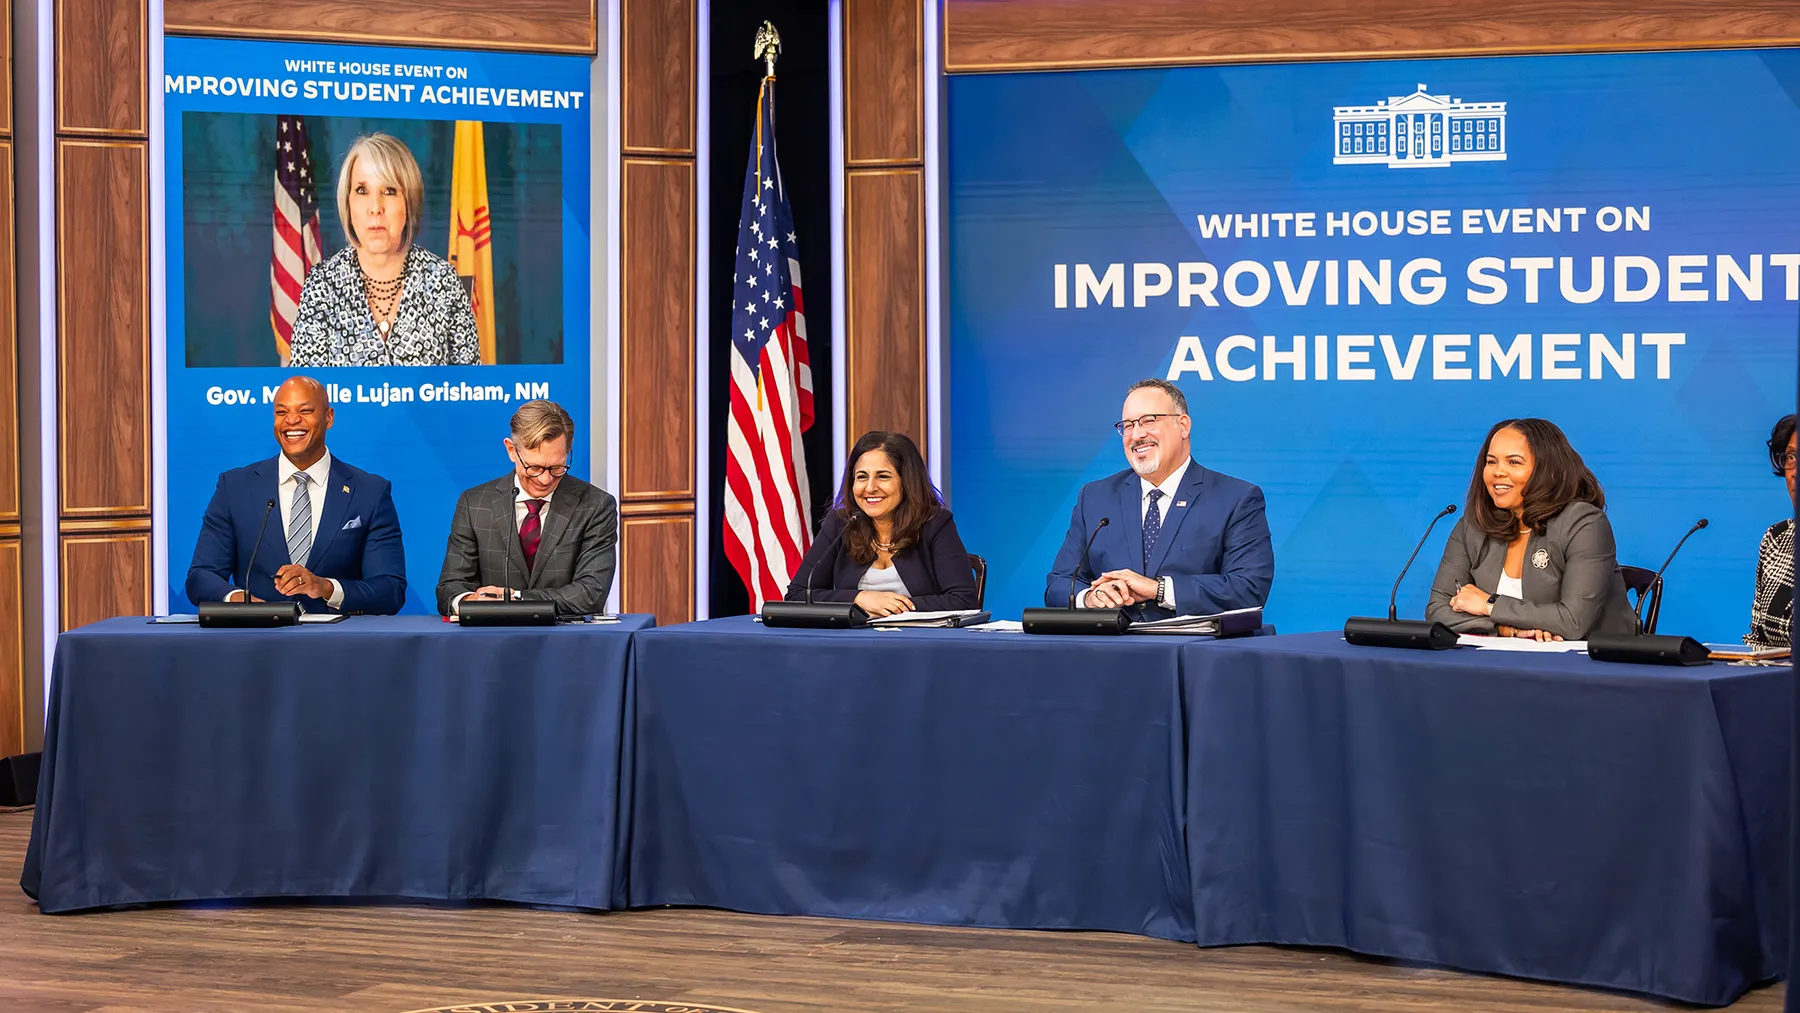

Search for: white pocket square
xmin=342 ymin=516 xmax=362 ymax=530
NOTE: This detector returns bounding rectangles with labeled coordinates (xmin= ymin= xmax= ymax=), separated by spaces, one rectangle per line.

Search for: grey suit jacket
xmin=435 ymin=473 xmax=618 ymax=615
xmin=1426 ymin=501 xmax=1637 ymax=640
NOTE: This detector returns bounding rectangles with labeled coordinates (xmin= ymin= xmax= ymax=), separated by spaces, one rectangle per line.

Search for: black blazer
xmin=784 ymin=507 xmax=980 ymax=611
xmin=1425 ymin=501 xmax=1638 ymax=640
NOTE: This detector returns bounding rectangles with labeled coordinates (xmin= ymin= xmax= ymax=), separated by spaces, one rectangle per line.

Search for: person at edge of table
xmin=1748 ymin=413 xmax=1796 ymax=648
xmin=783 ymin=430 xmax=980 ymax=618
xmin=436 ymin=399 xmax=619 ymax=616
xmin=1426 ymin=417 xmax=1636 ymax=643
xmin=1044 ymin=378 xmax=1275 ymax=618
xmin=185 ymin=374 xmax=407 ymax=614
xmin=287 ymin=132 xmax=481 ymax=367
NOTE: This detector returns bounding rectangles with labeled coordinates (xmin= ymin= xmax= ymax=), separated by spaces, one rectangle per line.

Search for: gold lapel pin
xmin=341 ymin=485 xmax=350 ymax=494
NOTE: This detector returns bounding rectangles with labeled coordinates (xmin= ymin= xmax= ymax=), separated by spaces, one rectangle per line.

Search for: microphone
xmin=502 ymin=484 xmax=516 ymax=603
xmin=761 ymin=511 xmax=869 ymax=629
xmin=1389 ymin=504 xmax=1456 ymax=621
xmin=1024 ymin=515 xmax=1130 ymax=635
xmin=798 ymin=516 xmax=851 ymax=606
xmin=1588 ymin=517 xmax=1713 ymax=666
xmin=198 ymin=497 xmax=301 ymax=627
xmin=243 ymin=497 xmax=276 ymax=602
xmin=1344 ymin=504 xmax=1461 ymax=650
xmin=1635 ymin=518 xmax=1708 ymax=630
xmin=458 ymin=485 xmax=556 ymax=626
xmin=1068 ymin=517 xmax=1111 ymax=610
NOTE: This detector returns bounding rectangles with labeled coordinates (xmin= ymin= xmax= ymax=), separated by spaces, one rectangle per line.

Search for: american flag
xmin=271 ymin=115 xmax=323 ymax=366
xmin=724 ymin=78 xmax=814 ymax=608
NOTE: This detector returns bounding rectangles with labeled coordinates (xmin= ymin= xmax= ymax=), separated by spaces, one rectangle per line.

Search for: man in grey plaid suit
xmin=436 ymin=399 xmax=618 ymax=615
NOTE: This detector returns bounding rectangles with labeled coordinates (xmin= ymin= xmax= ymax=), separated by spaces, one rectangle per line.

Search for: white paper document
xmin=1456 ymin=634 xmax=1589 ymax=653
xmin=868 ymin=609 xmax=990 ymax=628
xmin=1125 ymin=606 xmax=1264 ymax=636
xmin=968 ymin=620 xmax=1026 ymax=633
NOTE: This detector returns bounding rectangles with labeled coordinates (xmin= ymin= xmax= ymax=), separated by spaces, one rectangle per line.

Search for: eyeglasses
xmin=1114 ymin=414 xmax=1178 ymax=436
xmin=1783 ymin=451 xmax=1797 ymax=473
xmin=520 ymin=462 xmax=570 ymax=478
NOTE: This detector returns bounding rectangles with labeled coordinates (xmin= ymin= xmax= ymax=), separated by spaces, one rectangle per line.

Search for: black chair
xmin=969 ymin=554 xmax=988 ymax=609
xmin=1619 ymin=565 xmax=1661 ymax=634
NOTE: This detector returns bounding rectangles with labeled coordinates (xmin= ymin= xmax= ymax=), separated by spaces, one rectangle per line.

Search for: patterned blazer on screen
xmin=288 ymin=245 xmax=480 ymax=367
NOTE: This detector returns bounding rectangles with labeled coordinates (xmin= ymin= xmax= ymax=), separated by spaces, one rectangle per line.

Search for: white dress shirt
xmin=230 ymin=450 xmax=344 ymax=607
xmin=1081 ymin=458 xmax=1190 ymax=610
xmin=451 ymin=482 xmax=558 ymax=613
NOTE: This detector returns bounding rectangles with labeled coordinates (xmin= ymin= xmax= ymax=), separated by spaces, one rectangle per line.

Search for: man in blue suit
xmin=1045 ymin=378 xmax=1273 ymax=616
xmin=185 ymin=375 xmax=406 ymax=614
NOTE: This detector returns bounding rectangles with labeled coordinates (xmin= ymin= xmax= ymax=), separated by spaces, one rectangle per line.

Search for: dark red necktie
xmin=520 ymin=499 xmax=545 ymax=572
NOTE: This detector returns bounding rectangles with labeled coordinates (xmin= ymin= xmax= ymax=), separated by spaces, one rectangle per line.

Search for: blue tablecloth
xmin=1181 ymin=632 xmax=1791 ymax=1006
xmin=627 ymin=616 xmax=1209 ymax=940
xmin=21 ymin=614 xmax=653 ymax=913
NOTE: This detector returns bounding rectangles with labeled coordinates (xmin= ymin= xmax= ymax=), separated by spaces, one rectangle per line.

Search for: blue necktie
xmin=1142 ymin=489 xmax=1164 ymax=572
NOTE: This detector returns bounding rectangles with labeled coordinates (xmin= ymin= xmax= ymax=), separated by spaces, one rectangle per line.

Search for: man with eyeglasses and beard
xmin=437 ymin=399 xmax=619 ymax=616
xmin=1045 ymin=378 xmax=1274 ymax=618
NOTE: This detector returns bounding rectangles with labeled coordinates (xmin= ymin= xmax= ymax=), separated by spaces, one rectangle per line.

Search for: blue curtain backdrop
xmin=182 ymin=112 xmax=563 ymax=367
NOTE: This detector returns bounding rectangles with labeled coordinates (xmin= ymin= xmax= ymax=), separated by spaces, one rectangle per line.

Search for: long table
xmin=20 ymin=615 xmax=1791 ymax=1005
xmin=22 ymin=614 xmax=652 ymax=914
xmin=627 ymin=616 xmax=1205 ymax=940
xmin=1181 ymin=632 xmax=1790 ymax=1007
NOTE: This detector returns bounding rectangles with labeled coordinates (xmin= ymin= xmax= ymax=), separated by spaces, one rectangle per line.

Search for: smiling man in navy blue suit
xmin=185 ymin=375 xmax=406 ymax=613
xmin=1045 ymin=378 xmax=1273 ymax=617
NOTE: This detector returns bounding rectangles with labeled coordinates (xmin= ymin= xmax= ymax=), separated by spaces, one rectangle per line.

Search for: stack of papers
xmin=868 ymin=609 xmax=992 ymax=628
xmin=1455 ymin=634 xmax=1588 ymax=653
xmin=968 ymin=620 xmax=1025 ymax=632
xmin=1124 ymin=606 xmax=1263 ymax=636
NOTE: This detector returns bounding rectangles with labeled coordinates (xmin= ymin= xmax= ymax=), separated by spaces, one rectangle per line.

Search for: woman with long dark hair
xmin=1748 ymin=414 xmax=1796 ymax=647
xmin=1426 ymin=418 xmax=1636 ymax=641
xmin=782 ymin=431 xmax=979 ymax=617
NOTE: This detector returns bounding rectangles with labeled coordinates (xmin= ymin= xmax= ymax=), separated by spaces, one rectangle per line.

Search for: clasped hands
xmin=235 ymin=564 xmax=333 ymax=602
xmin=854 ymin=590 xmax=915 ymax=618
xmin=1083 ymin=569 xmax=1159 ymax=609
xmin=1449 ymin=583 xmax=1562 ymax=642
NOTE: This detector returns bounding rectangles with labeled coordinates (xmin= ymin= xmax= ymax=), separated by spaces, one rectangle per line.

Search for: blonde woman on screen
xmin=288 ymin=132 xmax=480 ymax=367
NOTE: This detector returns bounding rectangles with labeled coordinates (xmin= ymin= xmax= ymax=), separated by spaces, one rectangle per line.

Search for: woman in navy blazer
xmin=783 ymin=431 xmax=979 ymax=617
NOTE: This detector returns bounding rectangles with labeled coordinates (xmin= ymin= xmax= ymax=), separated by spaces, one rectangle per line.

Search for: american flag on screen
xmin=271 ymin=115 xmax=323 ymax=367
xmin=724 ymin=78 xmax=814 ymax=608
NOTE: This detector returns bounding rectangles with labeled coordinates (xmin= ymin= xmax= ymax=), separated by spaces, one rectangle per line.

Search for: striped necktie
xmin=287 ymin=473 xmax=313 ymax=567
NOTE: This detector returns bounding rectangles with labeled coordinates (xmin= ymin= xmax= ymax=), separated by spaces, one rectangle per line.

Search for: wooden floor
xmin=0 ymin=812 xmax=1781 ymax=1013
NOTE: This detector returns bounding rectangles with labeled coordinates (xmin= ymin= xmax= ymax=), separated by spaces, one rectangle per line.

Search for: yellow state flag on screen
xmin=448 ymin=120 xmax=497 ymax=364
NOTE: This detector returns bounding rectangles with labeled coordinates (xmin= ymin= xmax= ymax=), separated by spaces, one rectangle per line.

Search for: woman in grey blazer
xmin=1427 ymin=418 xmax=1637 ymax=641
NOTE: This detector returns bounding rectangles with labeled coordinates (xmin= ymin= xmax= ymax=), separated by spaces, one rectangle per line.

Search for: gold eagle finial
xmin=754 ymin=21 xmax=781 ymax=79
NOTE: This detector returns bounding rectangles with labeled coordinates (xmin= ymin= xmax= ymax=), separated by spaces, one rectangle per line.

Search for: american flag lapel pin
xmin=1175 ymin=500 xmax=1187 ymax=508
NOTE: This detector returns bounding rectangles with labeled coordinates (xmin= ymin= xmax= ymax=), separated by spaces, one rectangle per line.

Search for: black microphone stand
xmin=1343 ymin=504 xmax=1459 ymax=650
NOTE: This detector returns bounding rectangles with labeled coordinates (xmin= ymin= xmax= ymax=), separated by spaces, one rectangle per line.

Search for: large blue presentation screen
xmin=948 ymin=50 xmax=1800 ymax=638
xmin=163 ymin=38 xmax=591 ymax=612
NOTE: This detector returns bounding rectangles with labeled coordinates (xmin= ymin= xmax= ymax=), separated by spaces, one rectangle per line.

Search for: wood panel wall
xmin=843 ymin=0 xmax=927 ymax=445
xmin=0 ymin=0 xmax=20 ymax=757
xmin=944 ymin=0 xmax=1800 ymax=72
xmin=618 ymin=0 xmax=697 ymax=623
xmin=165 ymin=0 xmax=598 ymax=54
xmin=55 ymin=2 xmax=151 ymax=636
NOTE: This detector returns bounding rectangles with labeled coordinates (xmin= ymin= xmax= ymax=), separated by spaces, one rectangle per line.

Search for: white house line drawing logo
xmin=1332 ymin=84 xmax=1506 ymax=168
